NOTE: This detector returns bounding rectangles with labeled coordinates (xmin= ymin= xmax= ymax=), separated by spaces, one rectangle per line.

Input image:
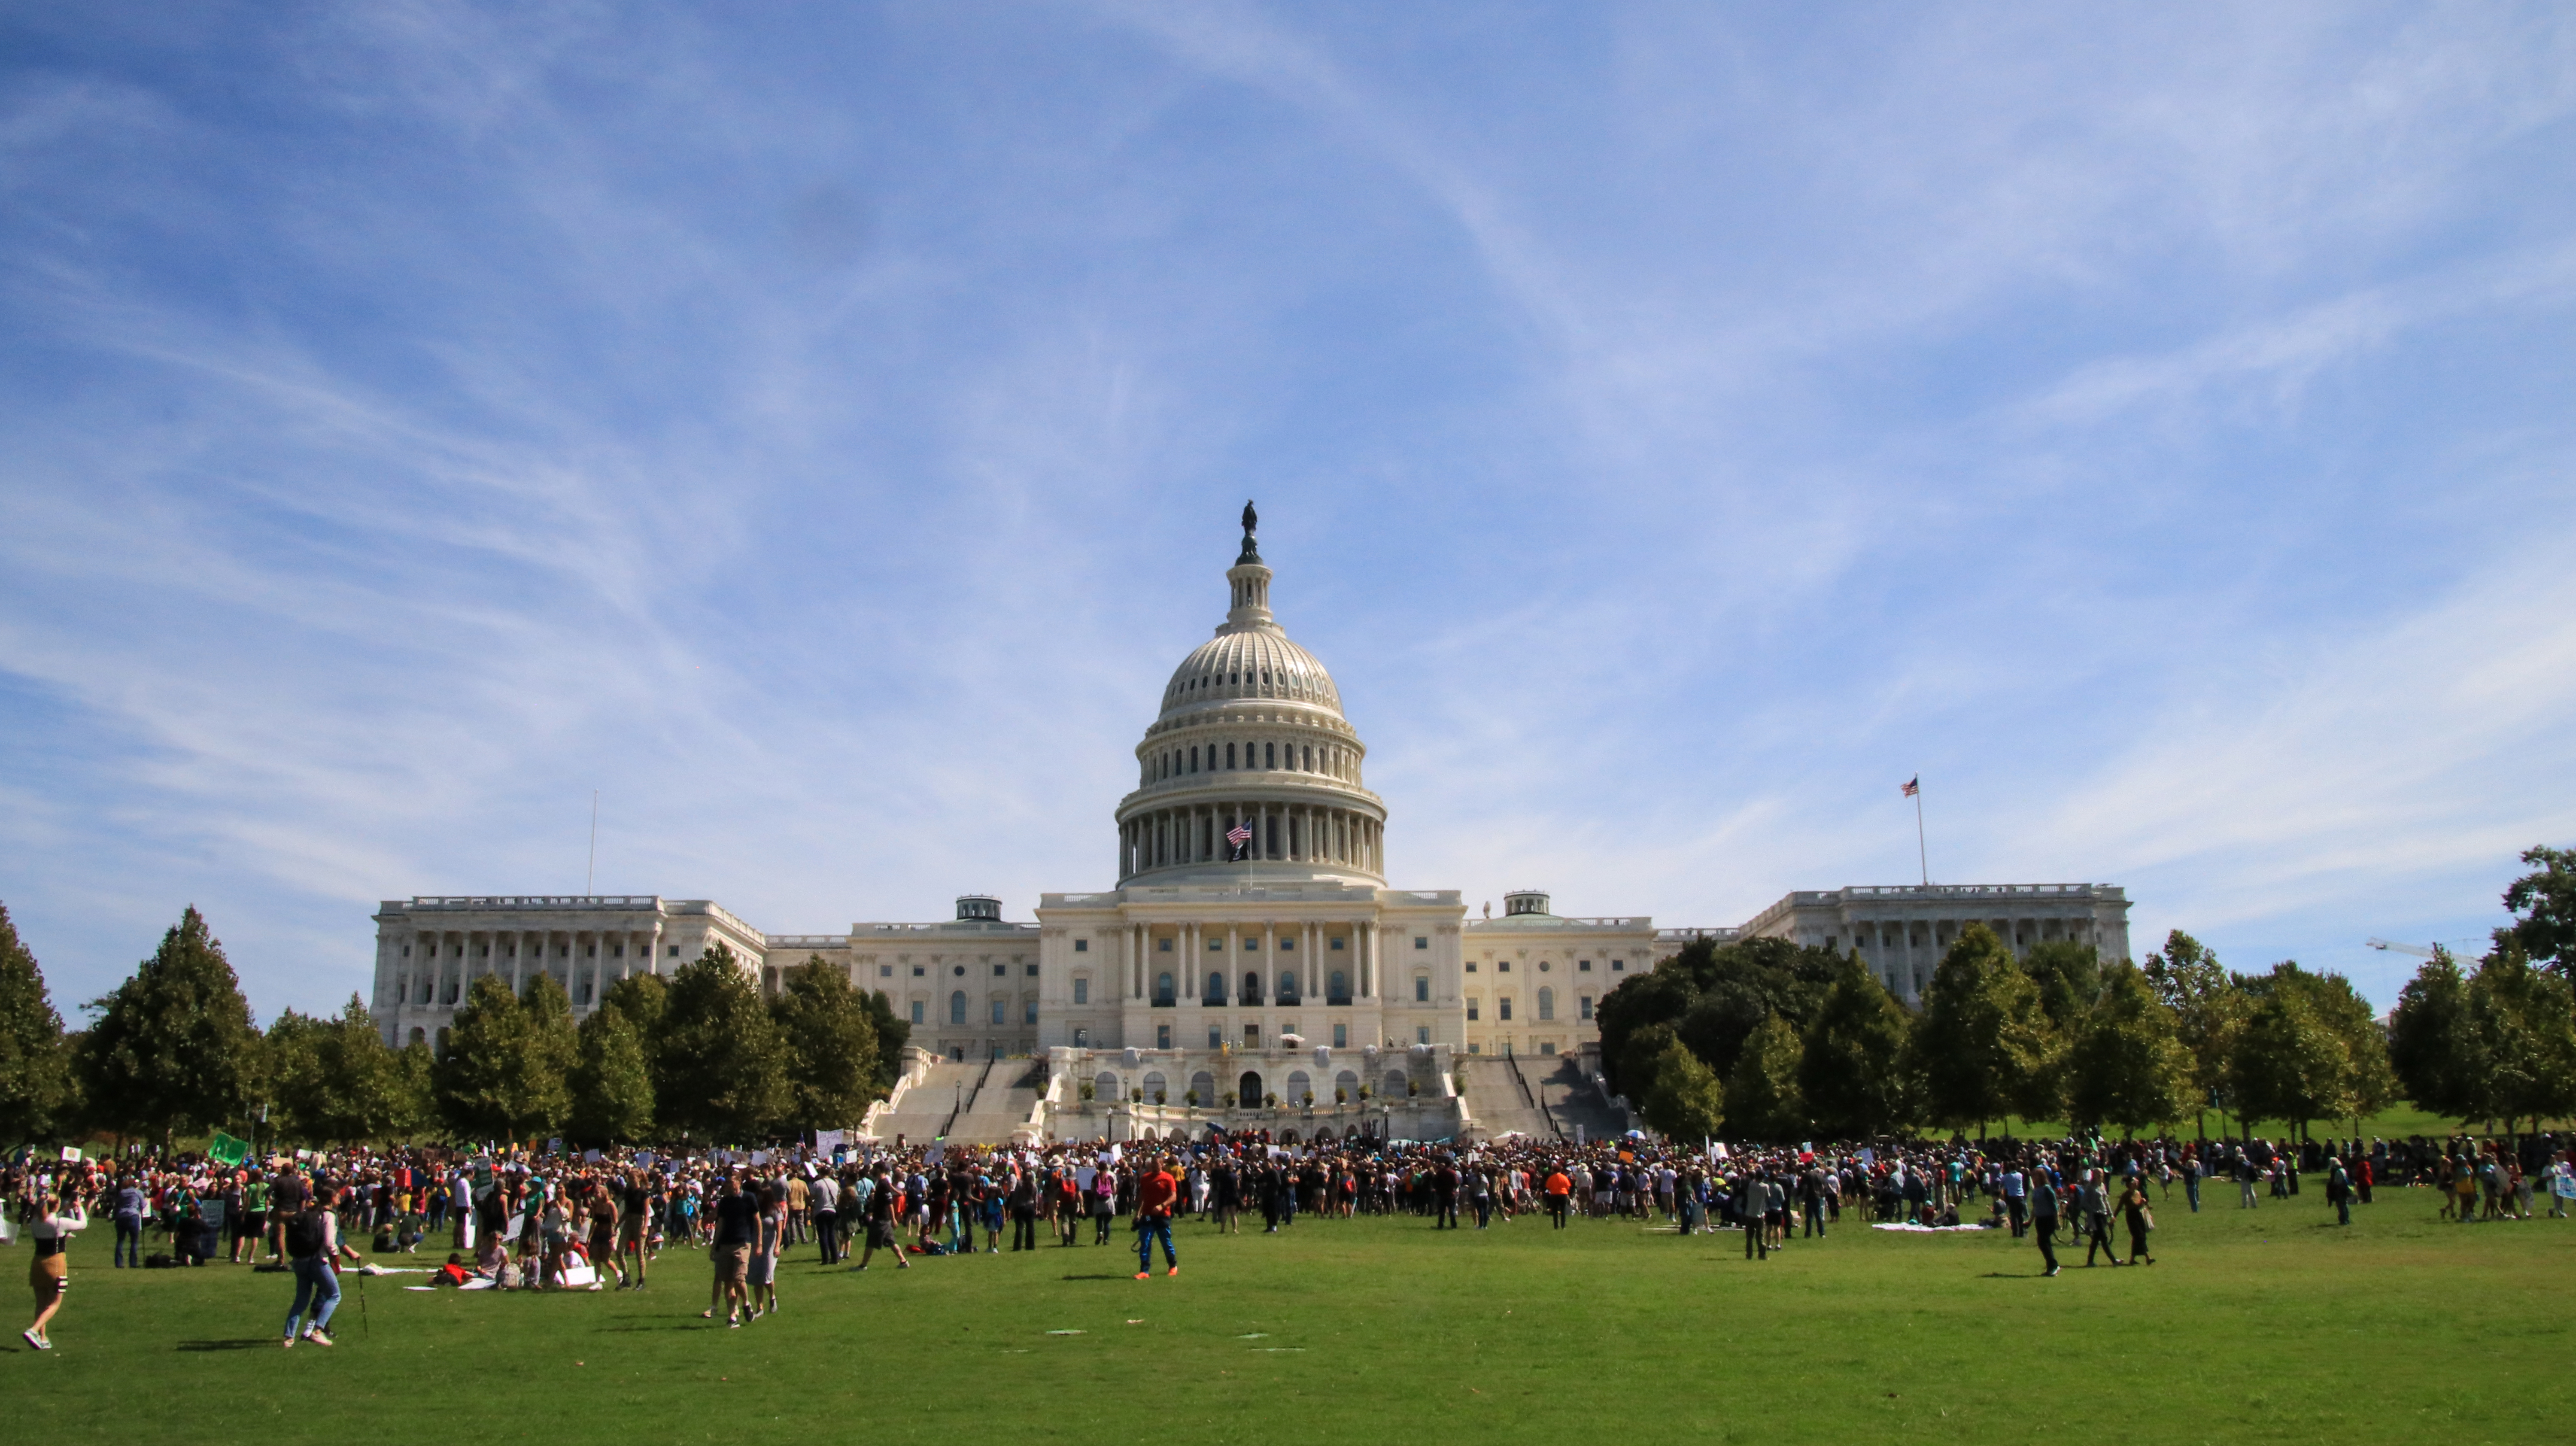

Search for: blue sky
xmin=4 ymin=3 xmax=2573 ymax=1019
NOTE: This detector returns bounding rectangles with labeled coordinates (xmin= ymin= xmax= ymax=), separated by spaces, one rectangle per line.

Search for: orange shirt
xmin=1545 ymin=1172 xmax=1571 ymax=1197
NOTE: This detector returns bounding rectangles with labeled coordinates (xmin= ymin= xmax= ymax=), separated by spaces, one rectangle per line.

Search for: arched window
xmin=1287 ymin=1070 xmax=1313 ymax=1103
xmin=1096 ymin=1071 xmax=1120 ymax=1099
xmin=949 ymin=990 xmax=966 ymax=1024
xmin=1278 ymin=969 xmax=1297 ymax=1002
xmin=1335 ymin=1069 xmax=1358 ymax=1097
xmin=1384 ymin=1070 xmax=1407 ymax=1097
xmin=1264 ymin=741 xmax=1276 ymax=769
xmin=1154 ymin=971 xmax=1175 ymax=1005
xmin=1205 ymin=972 xmax=1224 ymax=1003
xmin=1225 ymin=741 xmax=1237 ymax=769
xmin=1302 ymin=744 xmax=1313 ymax=771
xmin=1498 ymin=995 xmax=1514 ymax=1022
xmin=1142 ymin=1071 xmax=1167 ymax=1103
xmin=990 ymin=997 xmax=1006 ymax=1025
xmin=1240 ymin=1070 xmax=1264 ymax=1104
xmin=1537 ymin=987 xmax=1555 ymax=1021
xmin=1244 ymin=972 xmax=1260 ymax=1003
xmin=1328 ymin=970 xmax=1349 ymax=1002
xmin=1189 ymin=745 xmax=1199 ymax=772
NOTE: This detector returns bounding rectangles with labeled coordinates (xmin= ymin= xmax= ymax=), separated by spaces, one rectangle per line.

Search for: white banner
xmin=813 ymin=1130 xmax=844 ymax=1158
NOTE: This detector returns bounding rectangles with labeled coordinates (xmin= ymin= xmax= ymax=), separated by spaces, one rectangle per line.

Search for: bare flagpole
xmin=1910 ymin=776 xmax=1929 ymax=885
xmin=585 ymin=789 xmax=599 ymax=896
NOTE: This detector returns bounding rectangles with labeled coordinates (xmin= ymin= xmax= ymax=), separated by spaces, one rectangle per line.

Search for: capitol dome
xmin=1115 ymin=506 xmax=1385 ymax=886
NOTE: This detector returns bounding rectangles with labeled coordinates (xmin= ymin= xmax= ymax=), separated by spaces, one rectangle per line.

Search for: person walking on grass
xmin=21 ymin=1189 xmax=85 ymax=1352
xmin=1133 ymin=1155 xmax=1180 ymax=1280
xmin=2120 ymin=1178 xmax=2156 ymax=1264
xmin=282 ymin=1185 xmax=362 ymax=1349
xmin=851 ymin=1170 xmax=908 ymax=1272
xmin=746 ymin=1173 xmax=784 ymax=1317
xmin=617 ymin=1171 xmax=653 ymax=1288
xmin=2081 ymin=1169 xmax=2123 ymax=1268
xmin=702 ymin=1173 xmax=755 ymax=1327
xmin=2031 ymin=1167 xmax=2063 ymax=1278
xmin=2327 ymin=1157 xmax=2352 ymax=1228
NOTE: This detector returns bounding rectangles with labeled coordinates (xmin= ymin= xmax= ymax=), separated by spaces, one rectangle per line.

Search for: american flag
xmin=1226 ymin=821 xmax=1253 ymax=858
xmin=1901 ymin=776 xmax=1919 ymax=797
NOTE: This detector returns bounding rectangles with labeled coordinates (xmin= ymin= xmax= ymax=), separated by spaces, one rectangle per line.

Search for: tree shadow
xmin=178 ymin=1338 xmax=276 ymax=1352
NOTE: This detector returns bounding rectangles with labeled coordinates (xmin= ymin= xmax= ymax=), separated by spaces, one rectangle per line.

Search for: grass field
xmin=7 ymin=1183 xmax=2572 ymax=1445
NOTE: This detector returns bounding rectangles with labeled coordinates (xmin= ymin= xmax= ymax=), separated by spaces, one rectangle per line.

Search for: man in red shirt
xmin=1133 ymin=1156 xmax=1180 ymax=1279
xmin=1544 ymin=1166 xmax=1573 ymax=1230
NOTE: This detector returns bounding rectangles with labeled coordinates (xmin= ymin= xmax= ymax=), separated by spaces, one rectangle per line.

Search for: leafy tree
xmin=569 ymin=1002 xmax=656 ymax=1145
xmin=2387 ymin=950 xmax=2481 ymax=1121
xmin=1597 ymin=935 xmax=1841 ymax=1094
xmin=1724 ymin=1013 xmax=1806 ymax=1142
xmin=2500 ymin=844 xmax=2576 ymax=973
xmin=2022 ymin=940 xmax=2104 ymax=1034
xmin=1798 ymin=953 xmax=1914 ymax=1139
xmin=2464 ymin=943 xmax=2576 ymax=1133
xmin=1628 ymin=1024 xmax=1725 ymax=1143
xmin=433 ymin=971 xmax=580 ymax=1142
xmin=0 ymin=903 xmax=75 ymax=1145
xmin=2066 ymin=961 xmax=2192 ymax=1136
xmin=266 ymin=994 xmax=415 ymax=1145
xmin=77 ymin=906 xmax=260 ymax=1146
xmin=2142 ymin=930 xmax=2247 ymax=1136
xmin=655 ymin=945 xmax=790 ymax=1143
xmin=860 ymin=988 xmax=909 ymax=1094
xmin=772 ymin=957 xmax=880 ymax=1131
xmin=2229 ymin=963 xmax=2393 ymax=1139
xmin=600 ymin=972 xmax=668 ymax=1041
xmin=1908 ymin=923 xmax=2051 ymax=1134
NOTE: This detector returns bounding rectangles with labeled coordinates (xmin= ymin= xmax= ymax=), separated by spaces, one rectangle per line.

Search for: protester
xmin=282 ymin=1184 xmax=362 ymax=1348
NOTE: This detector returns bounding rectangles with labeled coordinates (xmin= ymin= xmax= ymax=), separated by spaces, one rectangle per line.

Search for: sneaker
xmin=1166 ymin=1266 xmax=1179 ymax=1277
xmin=29 ymin=1331 xmax=52 ymax=1352
xmin=306 ymin=1331 xmax=334 ymax=1347
xmin=2044 ymin=1267 xmax=2061 ymax=1277
xmin=727 ymin=1316 xmax=742 ymax=1329
xmin=1135 ymin=1271 xmax=1151 ymax=1280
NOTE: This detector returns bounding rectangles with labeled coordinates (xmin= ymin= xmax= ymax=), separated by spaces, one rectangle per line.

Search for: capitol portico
xmin=366 ymin=507 xmax=2132 ymax=1143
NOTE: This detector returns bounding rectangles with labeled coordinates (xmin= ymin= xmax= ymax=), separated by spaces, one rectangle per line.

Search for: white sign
xmin=813 ymin=1130 xmax=844 ymax=1157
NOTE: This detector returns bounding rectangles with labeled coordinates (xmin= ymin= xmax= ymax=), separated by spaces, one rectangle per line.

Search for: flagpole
xmin=1914 ymin=782 xmax=1929 ymax=886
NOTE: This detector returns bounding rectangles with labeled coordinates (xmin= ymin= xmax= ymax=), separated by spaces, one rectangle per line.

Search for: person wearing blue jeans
xmin=112 ymin=1179 xmax=146 ymax=1268
xmin=1132 ymin=1160 xmax=1180 ymax=1279
xmin=282 ymin=1185 xmax=361 ymax=1348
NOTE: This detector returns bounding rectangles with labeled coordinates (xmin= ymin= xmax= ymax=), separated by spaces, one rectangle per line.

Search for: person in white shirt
xmin=22 ymin=1190 xmax=83 ymax=1351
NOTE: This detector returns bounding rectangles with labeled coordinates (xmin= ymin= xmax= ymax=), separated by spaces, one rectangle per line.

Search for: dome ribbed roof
xmin=1160 ymin=631 xmax=1341 ymax=717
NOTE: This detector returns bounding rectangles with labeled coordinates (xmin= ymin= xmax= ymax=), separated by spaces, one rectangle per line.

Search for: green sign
xmin=208 ymin=1131 xmax=251 ymax=1167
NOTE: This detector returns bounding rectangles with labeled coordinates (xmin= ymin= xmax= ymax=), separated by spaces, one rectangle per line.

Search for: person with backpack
xmin=282 ymin=1185 xmax=361 ymax=1349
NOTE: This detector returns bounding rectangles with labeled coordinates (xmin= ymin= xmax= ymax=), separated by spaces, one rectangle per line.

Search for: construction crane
xmin=2364 ymin=937 xmax=2484 ymax=959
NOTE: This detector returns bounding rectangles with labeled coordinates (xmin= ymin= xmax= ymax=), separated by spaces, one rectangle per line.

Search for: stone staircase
xmin=1458 ymin=1056 xmax=1555 ymax=1140
xmin=1534 ymin=1054 xmax=1630 ymax=1142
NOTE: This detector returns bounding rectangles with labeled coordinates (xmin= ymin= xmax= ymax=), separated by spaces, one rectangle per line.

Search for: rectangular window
xmin=1073 ymin=978 xmax=1089 ymax=1005
xmin=1469 ymin=1042 xmax=1481 ymax=1055
xmin=1467 ymin=999 xmax=1480 ymax=1021
xmin=1025 ymin=999 xmax=1039 ymax=1025
xmin=1333 ymin=1024 xmax=1347 ymax=1048
xmin=1466 ymin=962 xmax=1477 ymax=972
xmin=1612 ymin=959 xmax=1625 ymax=971
xmin=1157 ymin=1024 xmax=1172 ymax=1048
xmin=1580 ymin=995 xmax=1594 ymax=1021
xmin=1244 ymin=1024 xmax=1260 ymax=1045
xmin=912 ymin=966 xmax=926 ymax=977
xmin=1074 ymin=939 xmax=1088 ymax=952
xmin=1416 ymin=1026 xmax=1429 ymax=1045
xmin=1498 ymin=960 xmax=1511 ymax=972
xmin=1330 ymin=936 xmax=1345 ymax=950
xmin=993 ymin=963 xmax=1007 ymax=977
xmin=1208 ymin=1026 xmax=1222 ymax=1048
xmin=991 ymin=999 xmax=1006 ymax=1025
xmin=1158 ymin=938 xmax=1173 ymax=952
xmin=910 ymin=1000 xmax=924 ymax=1024
xmin=1578 ymin=959 xmax=1591 ymax=972
xmin=880 ymin=965 xmax=893 ymax=978
xmin=1414 ymin=937 xmax=1428 ymax=950
xmin=1499 ymin=997 xmax=1514 ymax=1021
xmin=1414 ymin=976 xmax=1430 ymax=1003
xmin=1280 ymin=936 xmax=1295 ymax=950
xmin=1026 ymin=963 xmax=1039 ymax=976
xmin=1210 ymin=937 xmax=1224 ymax=951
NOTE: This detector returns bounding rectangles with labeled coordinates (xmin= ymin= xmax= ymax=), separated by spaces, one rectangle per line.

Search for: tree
xmin=1628 ymin=1024 xmax=1725 ymax=1143
xmin=0 ymin=903 xmax=75 ymax=1145
xmin=2464 ymin=943 xmax=2576 ymax=1133
xmin=434 ymin=971 xmax=576 ymax=1143
xmin=2229 ymin=963 xmax=2393 ymax=1140
xmin=860 ymin=989 xmax=909 ymax=1094
xmin=1724 ymin=1013 xmax=1806 ymax=1142
xmin=2387 ymin=950 xmax=2481 ymax=1121
xmin=2142 ymin=930 xmax=2247 ymax=1136
xmin=655 ymin=946 xmax=790 ymax=1143
xmin=1798 ymin=953 xmax=1914 ymax=1139
xmin=568 ymin=1002 xmax=656 ymax=1145
xmin=600 ymin=972 xmax=668 ymax=1041
xmin=77 ymin=906 xmax=260 ymax=1146
xmin=266 ymin=994 xmax=416 ymax=1146
xmin=772 ymin=957 xmax=880 ymax=1131
xmin=1597 ymin=935 xmax=1842 ymax=1094
xmin=2022 ymin=940 xmax=2104 ymax=1034
xmin=2500 ymin=844 xmax=2576 ymax=974
xmin=1908 ymin=923 xmax=2051 ymax=1134
xmin=2066 ymin=961 xmax=2192 ymax=1136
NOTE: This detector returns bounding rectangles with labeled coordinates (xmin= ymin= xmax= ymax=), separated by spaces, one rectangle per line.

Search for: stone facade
xmin=363 ymin=513 xmax=2135 ymax=1138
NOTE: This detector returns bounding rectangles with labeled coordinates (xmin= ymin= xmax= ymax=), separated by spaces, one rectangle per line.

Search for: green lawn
xmin=8 ymin=1185 xmax=2571 ymax=1444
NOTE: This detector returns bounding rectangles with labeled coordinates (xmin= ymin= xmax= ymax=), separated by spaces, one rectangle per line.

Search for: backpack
xmin=284 ymin=1207 xmax=328 ymax=1260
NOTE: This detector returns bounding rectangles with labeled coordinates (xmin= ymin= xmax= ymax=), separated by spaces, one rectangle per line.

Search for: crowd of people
xmin=11 ymin=1125 xmax=2576 ymax=1350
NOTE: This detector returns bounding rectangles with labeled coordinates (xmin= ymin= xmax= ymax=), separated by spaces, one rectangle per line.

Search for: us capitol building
xmin=368 ymin=507 xmax=2132 ymax=1143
